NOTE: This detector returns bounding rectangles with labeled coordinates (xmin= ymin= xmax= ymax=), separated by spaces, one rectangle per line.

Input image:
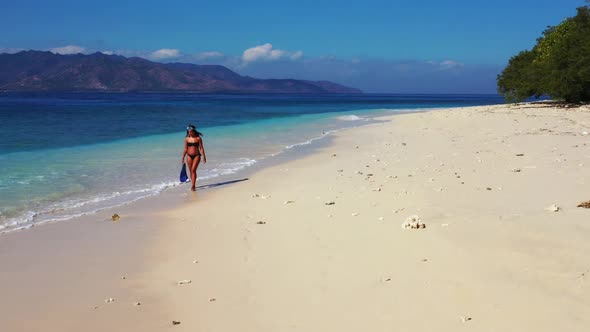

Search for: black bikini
xmin=187 ymin=141 xmax=201 ymax=159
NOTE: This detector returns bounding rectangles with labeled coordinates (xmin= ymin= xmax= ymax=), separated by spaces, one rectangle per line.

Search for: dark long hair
xmin=186 ymin=124 xmax=203 ymax=137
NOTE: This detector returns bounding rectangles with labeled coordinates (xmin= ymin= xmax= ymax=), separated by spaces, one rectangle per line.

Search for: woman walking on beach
xmin=182 ymin=124 xmax=207 ymax=191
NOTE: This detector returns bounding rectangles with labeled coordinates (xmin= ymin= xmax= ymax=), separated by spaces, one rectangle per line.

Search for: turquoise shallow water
xmin=0 ymin=93 xmax=505 ymax=233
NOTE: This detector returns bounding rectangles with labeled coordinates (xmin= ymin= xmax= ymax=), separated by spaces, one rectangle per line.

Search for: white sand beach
xmin=1 ymin=102 xmax=590 ymax=331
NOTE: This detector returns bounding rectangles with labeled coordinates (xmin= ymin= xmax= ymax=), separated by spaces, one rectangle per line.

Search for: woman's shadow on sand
xmin=196 ymin=178 xmax=249 ymax=190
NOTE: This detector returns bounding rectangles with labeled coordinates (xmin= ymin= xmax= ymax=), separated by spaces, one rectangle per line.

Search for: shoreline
xmin=2 ymin=102 xmax=590 ymax=331
xmin=0 ymin=105 xmax=416 ymax=235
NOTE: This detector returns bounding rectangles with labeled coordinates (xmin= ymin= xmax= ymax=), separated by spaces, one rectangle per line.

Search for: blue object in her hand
xmin=180 ymin=163 xmax=189 ymax=183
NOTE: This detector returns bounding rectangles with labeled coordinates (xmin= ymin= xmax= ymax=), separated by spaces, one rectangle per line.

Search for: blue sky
xmin=1 ymin=0 xmax=586 ymax=93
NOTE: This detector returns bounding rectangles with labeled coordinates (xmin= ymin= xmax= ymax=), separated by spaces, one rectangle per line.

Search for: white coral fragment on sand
xmin=545 ymin=204 xmax=560 ymax=212
xmin=402 ymin=215 xmax=426 ymax=229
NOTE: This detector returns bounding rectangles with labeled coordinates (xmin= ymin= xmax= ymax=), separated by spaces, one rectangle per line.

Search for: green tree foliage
xmin=497 ymin=6 xmax=590 ymax=103
xmin=497 ymin=50 xmax=542 ymax=102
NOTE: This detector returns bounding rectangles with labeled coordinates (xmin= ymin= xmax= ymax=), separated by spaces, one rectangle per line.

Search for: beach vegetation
xmin=498 ymin=5 xmax=590 ymax=103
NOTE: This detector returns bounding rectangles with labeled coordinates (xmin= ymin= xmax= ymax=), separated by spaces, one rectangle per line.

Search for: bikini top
xmin=187 ymin=141 xmax=199 ymax=147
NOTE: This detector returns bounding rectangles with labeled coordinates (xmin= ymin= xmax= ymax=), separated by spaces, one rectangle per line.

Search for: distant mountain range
xmin=0 ymin=51 xmax=361 ymax=93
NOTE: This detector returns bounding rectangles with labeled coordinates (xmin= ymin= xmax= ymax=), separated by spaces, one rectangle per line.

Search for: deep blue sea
xmin=0 ymin=92 xmax=505 ymax=233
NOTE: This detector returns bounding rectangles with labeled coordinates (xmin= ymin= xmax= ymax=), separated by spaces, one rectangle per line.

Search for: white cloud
xmin=440 ymin=60 xmax=463 ymax=68
xmin=242 ymin=43 xmax=303 ymax=63
xmin=195 ymin=51 xmax=224 ymax=60
xmin=100 ymin=50 xmax=114 ymax=55
xmin=427 ymin=60 xmax=464 ymax=70
xmin=290 ymin=50 xmax=303 ymax=60
xmin=50 ymin=45 xmax=85 ymax=55
xmin=149 ymin=48 xmax=181 ymax=60
xmin=0 ymin=47 xmax=25 ymax=54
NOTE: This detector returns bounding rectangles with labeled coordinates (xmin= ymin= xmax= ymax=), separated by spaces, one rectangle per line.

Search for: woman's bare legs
xmin=187 ymin=156 xmax=201 ymax=191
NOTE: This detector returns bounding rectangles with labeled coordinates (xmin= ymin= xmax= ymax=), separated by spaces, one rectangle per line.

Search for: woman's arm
xmin=200 ymin=138 xmax=207 ymax=163
xmin=181 ymin=139 xmax=187 ymax=163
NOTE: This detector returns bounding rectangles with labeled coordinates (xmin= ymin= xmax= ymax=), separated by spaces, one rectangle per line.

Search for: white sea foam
xmin=335 ymin=114 xmax=364 ymax=121
xmin=201 ymin=158 xmax=257 ymax=180
xmin=283 ymin=129 xmax=340 ymax=150
xmin=0 ymin=181 xmax=181 ymax=235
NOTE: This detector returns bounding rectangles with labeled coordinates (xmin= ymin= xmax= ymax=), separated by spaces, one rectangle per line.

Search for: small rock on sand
xmin=284 ymin=200 xmax=295 ymax=204
xmin=111 ymin=214 xmax=120 ymax=221
xmin=516 ymin=153 xmax=525 ymax=156
xmin=512 ymin=168 xmax=521 ymax=172
xmin=325 ymin=201 xmax=336 ymax=205
xmin=172 ymin=321 xmax=181 ymax=325
xmin=577 ymin=200 xmax=590 ymax=209
xmin=460 ymin=316 xmax=472 ymax=323
xmin=352 ymin=213 xmax=359 ymax=216
xmin=105 ymin=298 xmax=115 ymax=303
xmin=402 ymin=215 xmax=426 ymax=229
xmin=545 ymin=204 xmax=560 ymax=212
xmin=177 ymin=280 xmax=192 ymax=285
xmin=134 ymin=302 xmax=141 ymax=306
xmin=256 ymin=221 xmax=266 ymax=225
